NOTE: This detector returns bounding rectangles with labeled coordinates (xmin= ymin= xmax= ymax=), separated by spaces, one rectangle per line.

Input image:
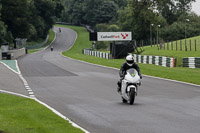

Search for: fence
xmin=150 ymin=38 xmax=200 ymax=52
xmin=183 ymin=57 xmax=200 ymax=68
xmin=82 ymin=49 xmax=111 ymax=59
xmin=133 ymin=54 xmax=176 ymax=68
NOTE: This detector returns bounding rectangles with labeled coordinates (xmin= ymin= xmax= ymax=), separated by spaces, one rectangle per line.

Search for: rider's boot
xmin=117 ymin=82 xmax=121 ymax=92
xmin=117 ymin=86 xmax=121 ymax=92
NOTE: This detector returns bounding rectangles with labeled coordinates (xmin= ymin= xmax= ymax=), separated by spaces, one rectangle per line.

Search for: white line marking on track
xmin=28 ymin=91 xmax=33 ymax=94
xmin=30 ymin=95 xmax=35 ymax=97
xmin=0 ymin=58 xmax=90 ymax=133
xmin=0 ymin=28 xmax=90 ymax=133
xmin=34 ymin=98 xmax=90 ymax=133
xmin=0 ymin=89 xmax=33 ymax=99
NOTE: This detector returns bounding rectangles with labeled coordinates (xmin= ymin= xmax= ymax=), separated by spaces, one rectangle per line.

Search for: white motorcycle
xmin=119 ymin=68 xmax=141 ymax=105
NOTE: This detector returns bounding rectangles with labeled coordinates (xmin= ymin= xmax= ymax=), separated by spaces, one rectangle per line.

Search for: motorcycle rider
xmin=117 ymin=54 xmax=142 ymax=92
xmin=51 ymin=46 xmax=53 ymax=51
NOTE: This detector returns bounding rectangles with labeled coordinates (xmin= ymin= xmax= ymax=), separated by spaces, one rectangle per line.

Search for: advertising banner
xmin=97 ymin=32 xmax=132 ymax=41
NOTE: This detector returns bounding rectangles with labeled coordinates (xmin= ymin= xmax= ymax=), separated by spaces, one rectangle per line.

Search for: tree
xmin=60 ymin=0 xmax=74 ymax=22
xmin=117 ymin=5 xmax=134 ymax=31
xmin=176 ymin=0 xmax=196 ymax=14
xmin=1 ymin=0 xmax=31 ymax=39
xmin=71 ymin=0 xmax=86 ymax=24
xmin=108 ymin=24 xmax=120 ymax=32
xmin=83 ymin=0 xmax=104 ymax=26
xmin=118 ymin=0 xmax=161 ymax=41
xmin=156 ymin=0 xmax=196 ymax=25
xmin=113 ymin=0 xmax=127 ymax=9
xmin=55 ymin=0 xmax=64 ymax=18
xmin=0 ymin=3 xmax=7 ymax=43
xmin=1 ymin=0 xmax=63 ymax=41
xmin=156 ymin=0 xmax=177 ymax=25
xmin=33 ymin=0 xmax=57 ymax=38
xmin=61 ymin=0 xmax=121 ymax=26
xmin=93 ymin=1 xmax=118 ymax=24
xmin=160 ymin=13 xmax=200 ymax=41
xmin=0 ymin=2 xmax=13 ymax=43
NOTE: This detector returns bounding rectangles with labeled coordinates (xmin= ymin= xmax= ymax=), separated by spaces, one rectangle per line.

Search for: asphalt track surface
xmin=17 ymin=26 xmax=200 ymax=133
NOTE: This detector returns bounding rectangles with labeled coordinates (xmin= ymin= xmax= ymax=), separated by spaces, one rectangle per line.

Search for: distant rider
xmin=51 ymin=46 xmax=53 ymax=51
xmin=117 ymin=54 xmax=142 ymax=92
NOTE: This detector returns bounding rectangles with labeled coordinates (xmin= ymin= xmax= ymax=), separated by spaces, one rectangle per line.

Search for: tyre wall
xmin=83 ymin=49 xmax=111 ymax=59
xmin=183 ymin=57 xmax=200 ymax=68
xmin=133 ymin=54 xmax=176 ymax=68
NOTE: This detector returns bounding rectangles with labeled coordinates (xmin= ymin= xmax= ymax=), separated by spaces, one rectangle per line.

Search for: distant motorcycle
xmin=51 ymin=46 xmax=53 ymax=51
xmin=119 ymin=68 xmax=141 ymax=105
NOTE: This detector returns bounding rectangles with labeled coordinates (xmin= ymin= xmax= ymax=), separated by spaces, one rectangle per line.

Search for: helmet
xmin=126 ymin=54 xmax=134 ymax=66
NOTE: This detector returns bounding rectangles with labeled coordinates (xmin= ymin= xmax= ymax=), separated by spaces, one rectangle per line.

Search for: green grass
xmin=26 ymin=38 xmax=45 ymax=46
xmin=28 ymin=29 xmax=55 ymax=54
xmin=58 ymin=24 xmax=200 ymax=85
xmin=0 ymin=93 xmax=83 ymax=133
xmin=142 ymin=36 xmax=200 ymax=66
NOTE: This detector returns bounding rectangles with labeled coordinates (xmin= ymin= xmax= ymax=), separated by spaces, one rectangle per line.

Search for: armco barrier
xmin=82 ymin=49 xmax=176 ymax=67
xmin=183 ymin=57 xmax=200 ymax=68
xmin=133 ymin=54 xmax=176 ymax=68
xmin=83 ymin=49 xmax=111 ymax=59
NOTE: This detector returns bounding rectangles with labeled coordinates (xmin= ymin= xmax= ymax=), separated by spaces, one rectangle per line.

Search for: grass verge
xmin=0 ymin=93 xmax=83 ymax=133
xmin=58 ymin=24 xmax=200 ymax=85
xmin=28 ymin=29 xmax=55 ymax=54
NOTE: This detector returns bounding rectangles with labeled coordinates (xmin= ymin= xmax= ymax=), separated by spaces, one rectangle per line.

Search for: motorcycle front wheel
xmin=129 ymin=88 xmax=135 ymax=105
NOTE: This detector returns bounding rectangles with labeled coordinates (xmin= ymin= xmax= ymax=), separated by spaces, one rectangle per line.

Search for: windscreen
xmin=127 ymin=68 xmax=137 ymax=77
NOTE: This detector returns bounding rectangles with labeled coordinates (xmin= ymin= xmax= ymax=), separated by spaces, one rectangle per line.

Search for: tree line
xmin=0 ymin=0 xmax=63 ymax=44
xmin=1 ymin=0 xmax=200 ymax=45
xmin=60 ymin=0 xmax=200 ymax=43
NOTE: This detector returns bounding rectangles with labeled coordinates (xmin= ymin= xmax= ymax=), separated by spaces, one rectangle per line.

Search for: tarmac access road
xmin=18 ymin=26 xmax=200 ymax=133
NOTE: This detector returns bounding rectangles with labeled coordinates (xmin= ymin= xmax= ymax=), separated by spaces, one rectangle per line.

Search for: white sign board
xmin=97 ymin=32 xmax=132 ymax=41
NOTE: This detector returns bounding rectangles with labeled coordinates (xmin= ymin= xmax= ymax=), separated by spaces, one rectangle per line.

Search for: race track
xmin=18 ymin=26 xmax=200 ymax=133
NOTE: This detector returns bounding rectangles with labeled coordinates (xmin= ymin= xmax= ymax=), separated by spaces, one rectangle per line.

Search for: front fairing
xmin=124 ymin=68 xmax=140 ymax=83
xmin=121 ymin=68 xmax=140 ymax=100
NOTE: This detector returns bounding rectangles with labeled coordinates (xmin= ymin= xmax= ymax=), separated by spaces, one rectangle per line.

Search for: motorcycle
xmin=119 ymin=68 xmax=141 ymax=105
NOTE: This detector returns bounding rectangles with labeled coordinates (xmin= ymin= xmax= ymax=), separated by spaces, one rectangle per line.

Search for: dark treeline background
xmin=0 ymin=0 xmax=64 ymax=44
xmin=1 ymin=0 xmax=200 ymax=45
xmin=60 ymin=0 xmax=200 ymax=43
